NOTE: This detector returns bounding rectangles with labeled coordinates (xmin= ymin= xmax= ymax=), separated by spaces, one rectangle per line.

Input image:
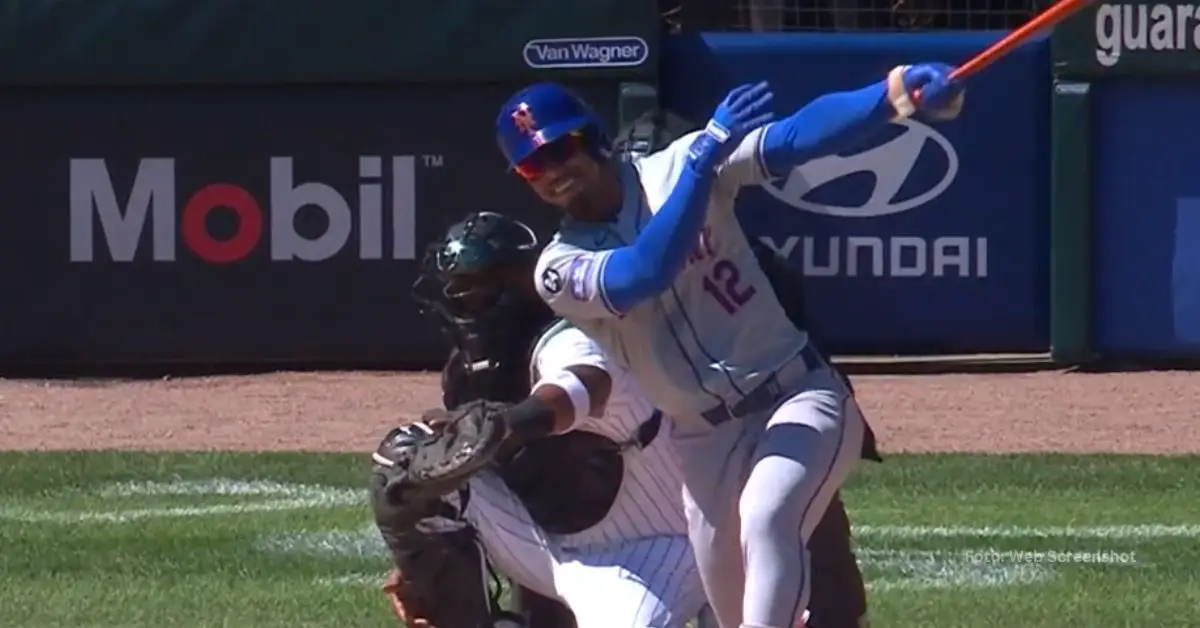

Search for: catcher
xmin=369 ymin=211 xmax=709 ymax=628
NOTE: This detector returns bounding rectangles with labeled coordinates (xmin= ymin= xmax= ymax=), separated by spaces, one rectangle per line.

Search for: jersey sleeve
xmin=534 ymin=239 xmax=620 ymax=320
xmin=532 ymin=327 xmax=610 ymax=383
xmin=637 ymin=125 xmax=772 ymax=201
xmin=716 ymin=124 xmax=773 ymax=189
xmin=531 ymin=327 xmax=612 ymax=424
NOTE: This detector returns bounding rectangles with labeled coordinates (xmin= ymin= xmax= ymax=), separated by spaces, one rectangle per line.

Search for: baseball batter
xmin=493 ymin=70 xmax=965 ymax=628
xmin=373 ymin=211 xmax=711 ymax=628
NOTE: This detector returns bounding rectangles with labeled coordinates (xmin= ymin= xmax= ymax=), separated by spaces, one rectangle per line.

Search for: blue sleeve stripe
xmin=594 ymin=252 xmax=622 ymax=316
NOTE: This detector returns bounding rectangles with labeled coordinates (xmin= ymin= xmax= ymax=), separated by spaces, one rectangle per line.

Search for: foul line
xmin=256 ymin=526 xmax=385 ymax=558
xmin=0 ymin=498 xmax=363 ymax=523
xmin=7 ymin=478 xmax=1198 ymax=542
xmin=100 ymin=479 xmax=364 ymax=502
xmin=315 ymin=573 xmax=388 ymax=587
xmin=0 ymin=478 xmax=366 ymax=524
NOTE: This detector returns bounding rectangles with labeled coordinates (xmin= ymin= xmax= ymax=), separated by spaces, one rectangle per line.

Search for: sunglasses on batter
xmin=514 ymin=132 xmax=587 ymax=181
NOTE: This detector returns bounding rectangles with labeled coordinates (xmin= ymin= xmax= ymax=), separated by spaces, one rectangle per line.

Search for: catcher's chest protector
xmin=443 ymin=320 xmax=658 ymax=535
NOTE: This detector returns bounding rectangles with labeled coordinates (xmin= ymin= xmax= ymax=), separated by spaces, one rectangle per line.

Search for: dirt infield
xmin=2 ymin=368 xmax=1196 ymax=454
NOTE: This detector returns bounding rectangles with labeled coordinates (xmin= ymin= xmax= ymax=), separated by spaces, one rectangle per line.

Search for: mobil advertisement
xmin=662 ymin=33 xmax=1051 ymax=354
xmin=0 ymin=83 xmax=613 ymax=367
xmin=1092 ymin=82 xmax=1200 ymax=356
xmin=68 ymin=155 xmax=421 ymax=264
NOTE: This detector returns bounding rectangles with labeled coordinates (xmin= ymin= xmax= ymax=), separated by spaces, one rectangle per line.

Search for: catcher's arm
xmin=505 ymin=364 xmax=611 ymax=443
xmin=505 ymin=326 xmax=617 ymax=442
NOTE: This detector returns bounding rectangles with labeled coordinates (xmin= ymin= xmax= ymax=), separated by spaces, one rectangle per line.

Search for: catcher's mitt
xmin=373 ymin=399 xmax=510 ymax=501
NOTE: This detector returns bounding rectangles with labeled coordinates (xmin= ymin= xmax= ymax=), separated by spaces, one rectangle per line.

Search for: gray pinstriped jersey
xmin=533 ymin=126 xmax=813 ymax=419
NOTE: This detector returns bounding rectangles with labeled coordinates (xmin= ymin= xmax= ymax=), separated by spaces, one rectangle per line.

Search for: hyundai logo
xmin=761 ymin=119 xmax=958 ymax=218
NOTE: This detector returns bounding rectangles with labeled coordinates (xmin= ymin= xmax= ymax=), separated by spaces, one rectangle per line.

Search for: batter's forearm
xmin=759 ymin=80 xmax=893 ymax=179
xmin=602 ymin=167 xmax=716 ymax=312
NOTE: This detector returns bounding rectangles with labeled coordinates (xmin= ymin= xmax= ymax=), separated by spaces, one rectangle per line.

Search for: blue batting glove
xmin=687 ymin=82 xmax=776 ymax=173
xmin=887 ymin=63 xmax=966 ymax=122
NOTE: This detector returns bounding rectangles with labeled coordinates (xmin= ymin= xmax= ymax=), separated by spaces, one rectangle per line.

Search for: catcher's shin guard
xmin=805 ymin=492 xmax=869 ymax=628
xmin=512 ymin=584 xmax=577 ymax=628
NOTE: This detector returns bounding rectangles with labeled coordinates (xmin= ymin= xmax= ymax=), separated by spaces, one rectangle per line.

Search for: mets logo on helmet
xmin=512 ymin=104 xmax=538 ymax=135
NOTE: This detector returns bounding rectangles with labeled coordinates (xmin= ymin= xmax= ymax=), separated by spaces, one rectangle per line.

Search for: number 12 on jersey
xmin=701 ymin=259 xmax=757 ymax=314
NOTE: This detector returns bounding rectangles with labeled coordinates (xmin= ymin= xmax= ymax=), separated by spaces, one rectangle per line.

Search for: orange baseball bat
xmin=955 ymin=0 xmax=1095 ymax=80
xmin=916 ymin=0 xmax=1095 ymax=101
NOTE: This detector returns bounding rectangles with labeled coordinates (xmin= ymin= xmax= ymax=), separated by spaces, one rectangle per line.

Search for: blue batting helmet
xmin=495 ymin=83 xmax=609 ymax=168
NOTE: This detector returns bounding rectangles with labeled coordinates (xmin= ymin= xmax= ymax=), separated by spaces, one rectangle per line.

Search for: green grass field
xmin=1 ymin=452 xmax=1197 ymax=627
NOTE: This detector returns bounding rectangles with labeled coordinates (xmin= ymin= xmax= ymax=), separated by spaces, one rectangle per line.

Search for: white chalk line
xmin=867 ymin=565 xmax=1050 ymax=591
xmin=256 ymin=526 xmax=385 ymax=558
xmin=7 ymin=479 xmax=1198 ymax=540
xmin=283 ymin=532 xmax=1144 ymax=594
xmin=860 ymin=547 xmax=1052 ymax=591
xmin=0 ymin=479 xmax=364 ymax=524
xmin=0 ymin=478 xmax=1191 ymax=595
xmin=261 ymin=523 xmax=1200 ymax=559
xmin=310 ymin=553 xmax=1050 ymax=594
xmin=100 ymin=478 xmax=362 ymax=501
xmin=315 ymin=573 xmax=388 ymax=587
xmin=0 ymin=498 xmax=362 ymax=523
xmin=315 ymin=568 xmax=1047 ymax=593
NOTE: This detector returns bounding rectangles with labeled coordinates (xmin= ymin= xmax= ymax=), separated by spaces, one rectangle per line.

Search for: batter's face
xmin=516 ymin=135 xmax=621 ymax=221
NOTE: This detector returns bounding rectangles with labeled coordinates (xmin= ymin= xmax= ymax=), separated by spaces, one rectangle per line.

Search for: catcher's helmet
xmin=412 ymin=211 xmax=540 ymax=321
xmin=495 ymin=83 xmax=609 ymax=168
xmin=424 ymin=212 xmax=539 ymax=279
xmin=412 ymin=211 xmax=553 ymax=383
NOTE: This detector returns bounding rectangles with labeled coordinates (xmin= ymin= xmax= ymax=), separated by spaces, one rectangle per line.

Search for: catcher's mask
xmin=413 ymin=212 xmax=551 ymax=360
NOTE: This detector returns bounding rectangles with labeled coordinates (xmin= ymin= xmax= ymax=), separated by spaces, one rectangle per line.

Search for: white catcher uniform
xmin=456 ymin=320 xmax=709 ymax=628
xmin=533 ymin=128 xmax=866 ymax=628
